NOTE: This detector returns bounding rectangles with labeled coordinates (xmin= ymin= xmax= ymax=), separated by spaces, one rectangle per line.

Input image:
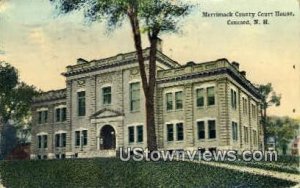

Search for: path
xmin=189 ymin=160 xmax=300 ymax=184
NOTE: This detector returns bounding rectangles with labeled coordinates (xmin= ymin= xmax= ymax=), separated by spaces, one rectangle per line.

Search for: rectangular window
xmin=82 ymin=130 xmax=88 ymax=145
xmin=196 ymin=88 xmax=204 ymax=107
xmin=130 ymin=82 xmax=140 ymax=112
xmin=242 ymin=98 xmax=248 ymax=114
xmin=55 ymin=134 xmax=60 ymax=147
xmin=43 ymin=135 xmax=47 ymax=148
xmin=207 ymin=87 xmax=215 ymax=106
xmin=197 ymin=121 xmax=205 ymax=139
xmin=167 ymin=124 xmax=174 ymax=141
xmin=56 ymin=108 xmax=61 ymax=122
xmin=244 ymin=126 xmax=249 ymax=143
xmin=175 ymin=91 xmax=183 ymax=110
xmin=102 ymin=87 xmax=112 ymax=105
xmin=62 ymin=133 xmax=66 ymax=147
xmin=252 ymin=104 xmax=256 ymax=118
xmin=43 ymin=111 xmax=48 ymax=123
xmin=208 ymin=120 xmax=216 ymax=139
xmin=231 ymin=89 xmax=237 ymax=109
xmin=232 ymin=122 xmax=238 ymax=141
xmin=176 ymin=123 xmax=184 ymax=141
xmin=128 ymin=126 xmax=135 ymax=143
xmin=38 ymin=111 xmax=42 ymax=124
xmin=38 ymin=135 xmax=42 ymax=148
xmin=137 ymin=126 xmax=143 ymax=143
xmin=61 ymin=108 xmax=67 ymax=122
xmin=78 ymin=91 xmax=86 ymax=116
xmin=166 ymin=93 xmax=173 ymax=111
xmin=253 ymin=130 xmax=257 ymax=145
xmin=75 ymin=131 xmax=80 ymax=146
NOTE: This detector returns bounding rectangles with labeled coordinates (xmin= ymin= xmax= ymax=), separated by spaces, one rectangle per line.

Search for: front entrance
xmin=100 ymin=125 xmax=116 ymax=150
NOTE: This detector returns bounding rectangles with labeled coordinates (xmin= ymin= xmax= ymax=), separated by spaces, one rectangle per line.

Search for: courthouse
xmin=30 ymin=46 xmax=262 ymax=159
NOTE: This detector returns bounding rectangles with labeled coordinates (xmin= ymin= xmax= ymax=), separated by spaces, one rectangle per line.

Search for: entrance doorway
xmin=100 ymin=125 xmax=116 ymax=150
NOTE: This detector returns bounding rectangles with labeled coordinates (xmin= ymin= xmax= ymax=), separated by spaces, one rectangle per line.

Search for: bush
xmin=0 ymin=158 xmax=296 ymax=188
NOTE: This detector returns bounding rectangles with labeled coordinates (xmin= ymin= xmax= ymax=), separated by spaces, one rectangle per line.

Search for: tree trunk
xmin=146 ymin=35 xmax=159 ymax=152
xmin=262 ymin=107 xmax=268 ymax=150
xmin=127 ymin=10 xmax=158 ymax=151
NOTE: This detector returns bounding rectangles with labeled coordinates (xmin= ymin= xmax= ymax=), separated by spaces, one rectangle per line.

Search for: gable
xmin=90 ymin=108 xmax=124 ymax=119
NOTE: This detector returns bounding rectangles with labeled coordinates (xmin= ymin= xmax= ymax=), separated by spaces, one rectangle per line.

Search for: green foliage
xmin=266 ymin=116 xmax=299 ymax=155
xmin=219 ymin=155 xmax=300 ymax=174
xmin=258 ymin=83 xmax=281 ymax=110
xmin=0 ymin=62 xmax=39 ymax=123
xmin=0 ymin=158 xmax=296 ymax=187
xmin=50 ymin=0 xmax=193 ymax=34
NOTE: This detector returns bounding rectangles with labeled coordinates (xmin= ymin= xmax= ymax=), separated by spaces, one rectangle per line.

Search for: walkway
xmin=190 ymin=160 xmax=300 ymax=184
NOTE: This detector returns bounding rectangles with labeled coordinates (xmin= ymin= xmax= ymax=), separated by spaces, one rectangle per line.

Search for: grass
xmin=0 ymin=158 xmax=297 ymax=188
xmin=217 ymin=155 xmax=300 ymax=174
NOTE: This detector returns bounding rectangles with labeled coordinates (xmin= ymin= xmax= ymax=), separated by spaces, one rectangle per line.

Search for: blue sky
xmin=0 ymin=0 xmax=299 ymax=118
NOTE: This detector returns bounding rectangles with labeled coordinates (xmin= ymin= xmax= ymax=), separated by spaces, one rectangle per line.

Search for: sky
xmin=0 ymin=0 xmax=299 ymax=118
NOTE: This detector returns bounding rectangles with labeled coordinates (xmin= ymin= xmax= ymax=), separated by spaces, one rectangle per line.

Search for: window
xmin=55 ymin=134 xmax=60 ymax=147
xmin=56 ymin=108 xmax=61 ymax=122
xmin=252 ymin=104 xmax=256 ymax=118
xmin=56 ymin=107 xmax=67 ymax=122
xmin=75 ymin=131 xmax=80 ymax=146
xmin=197 ymin=121 xmax=205 ymax=139
xmin=196 ymin=88 xmax=204 ymax=107
xmin=242 ymin=98 xmax=248 ymax=114
xmin=176 ymin=123 xmax=184 ymax=141
xmin=44 ymin=111 xmax=48 ymax=123
xmin=244 ymin=126 xmax=249 ymax=143
xmin=166 ymin=93 xmax=173 ymax=111
xmin=130 ymin=82 xmax=140 ymax=112
xmin=77 ymin=91 xmax=86 ymax=116
xmin=128 ymin=126 xmax=135 ymax=143
xmin=38 ymin=112 xmax=42 ymax=124
xmin=137 ymin=126 xmax=143 ymax=142
xmin=208 ymin=120 xmax=216 ymax=139
xmin=175 ymin=91 xmax=183 ymax=110
xmin=102 ymin=87 xmax=112 ymax=105
xmin=231 ymin=89 xmax=237 ymax=109
xmin=38 ymin=135 xmax=42 ymax=148
xmin=38 ymin=110 xmax=48 ymax=124
xmin=82 ymin=130 xmax=88 ymax=145
xmin=167 ymin=124 xmax=174 ymax=141
xmin=62 ymin=133 xmax=66 ymax=147
xmin=43 ymin=135 xmax=48 ymax=148
xmin=253 ymin=130 xmax=257 ymax=145
xmin=55 ymin=133 xmax=67 ymax=147
xmin=207 ymin=87 xmax=215 ymax=106
xmin=232 ymin=122 xmax=238 ymax=141
xmin=61 ymin=108 xmax=67 ymax=122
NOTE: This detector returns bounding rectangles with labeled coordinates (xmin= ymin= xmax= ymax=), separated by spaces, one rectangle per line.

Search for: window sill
xmin=166 ymin=109 xmax=184 ymax=113
xmin=207 ymin=138 xmax=217 ymax=141
xmin=130 ymin=110 xmax=140 ymax=113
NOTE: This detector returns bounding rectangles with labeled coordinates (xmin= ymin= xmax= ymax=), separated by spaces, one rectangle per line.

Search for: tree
xmin=266 ymin=116 xmax=298 ymax=155
xmin=50 ymin=0 xmax=192 ymax=151
xmin=0 ymin=61 xmax=39 ymax=158
xmin=258 ymin=83 xmax=281 ymax=149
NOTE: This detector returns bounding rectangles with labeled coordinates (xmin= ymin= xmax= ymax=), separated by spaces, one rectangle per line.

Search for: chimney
xmin=240 ymin=71 xmax=246 ymax=77
xmin=232 ymin=61 xmax=240 ymax=70
xmin=157 ymin=37 xmax=163 ymax=52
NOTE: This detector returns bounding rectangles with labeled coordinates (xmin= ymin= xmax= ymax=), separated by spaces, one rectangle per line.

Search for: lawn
xmin=0 ymin=158 xmax=297 ymax=188
xmin=214 ymin=155 xmax=300 ymax=174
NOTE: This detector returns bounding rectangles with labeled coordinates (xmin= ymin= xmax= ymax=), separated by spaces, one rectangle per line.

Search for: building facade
xmin=30 ymin=48 xmax=263 ymax=159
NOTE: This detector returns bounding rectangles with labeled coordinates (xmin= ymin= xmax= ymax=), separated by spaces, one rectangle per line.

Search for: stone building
xmin=30 ymin=48 xmax=262 ymax=159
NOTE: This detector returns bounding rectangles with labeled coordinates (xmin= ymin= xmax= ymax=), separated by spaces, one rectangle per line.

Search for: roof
xmin=62 ymin=48 xmax=180 ymax=77
xmin=157 ymin=58 xmax=262 ymax=100
xmin=32 ymin=89 xmax=66 ymax=103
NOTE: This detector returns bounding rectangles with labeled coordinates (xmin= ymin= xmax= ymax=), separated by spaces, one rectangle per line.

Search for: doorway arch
xmin=100 ymin=125 xmax=116 ymax=150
